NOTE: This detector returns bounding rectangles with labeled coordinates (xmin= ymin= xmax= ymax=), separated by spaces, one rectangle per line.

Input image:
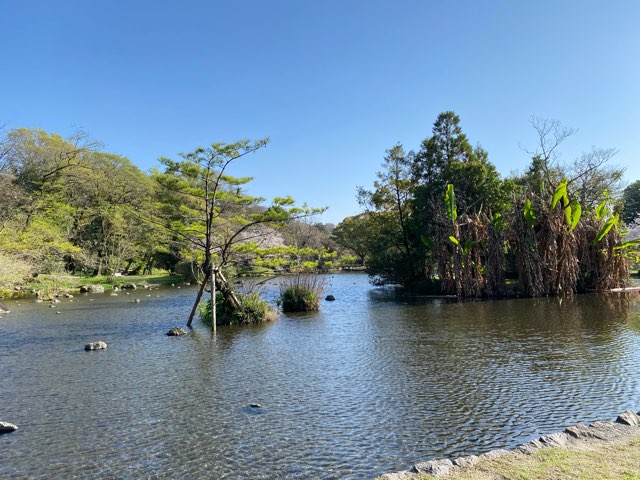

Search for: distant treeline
xmin=0 ymin=127 xmax=355 ymax=294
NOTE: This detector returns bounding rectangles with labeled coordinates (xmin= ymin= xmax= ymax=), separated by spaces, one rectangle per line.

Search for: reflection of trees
xmin=362 ymin=291 xmax=640 ymax=459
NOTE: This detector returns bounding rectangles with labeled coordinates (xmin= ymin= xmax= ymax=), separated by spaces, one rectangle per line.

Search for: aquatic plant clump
xmin=200 ymin=292 xmax=277 ymax=326
xmin=279 ymin=274 xmax=326 ymax=312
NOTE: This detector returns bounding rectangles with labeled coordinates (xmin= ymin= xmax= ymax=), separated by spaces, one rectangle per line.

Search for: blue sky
xmin=1 ymin=1 xmax=639 ymax=223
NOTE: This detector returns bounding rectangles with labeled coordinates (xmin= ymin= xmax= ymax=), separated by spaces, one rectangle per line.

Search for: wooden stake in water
xmin=211 ymin=267 xmax=217 ymax=333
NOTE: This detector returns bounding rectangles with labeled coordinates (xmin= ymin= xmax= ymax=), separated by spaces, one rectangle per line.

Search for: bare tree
xmin=520 ymin=117 xmax=623 ymax=206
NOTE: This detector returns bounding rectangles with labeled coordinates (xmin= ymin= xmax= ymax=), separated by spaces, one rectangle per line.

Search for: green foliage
xmin=332 ymin=213 xmax=373 ymax=264
xmin=354 ymin=112 xmax=631 ymax=296
xmin=0 ymin=253 xmax=33 ymax=293
xmin=594 ymin=214 xmax=619 ymax=243
xmin=622 ymin=180 xmax=640 ymax=224
xmin=278 ymin=274 xmax=326 ymax=312
xmin=551 ymin=179 xmax=569 ymax=209
xmin=567 ymin=200 xmax=582 ymax=232
xmin=492 ymin=213 xmax=505 ymax=233
xmin=523 ymin=199 xmax=537 ymax=228
xmin=595 ymin=198 xmax=608 ymax=220
xmin=420 ymin=235 xmax=434 ymax=251
xmin=356 ymin=144 xmax=422 ymax=285
xmin=445 ymin=183 xmax=457 ymax=221
xmin=200 ymin=291 xmax=276 ymax=326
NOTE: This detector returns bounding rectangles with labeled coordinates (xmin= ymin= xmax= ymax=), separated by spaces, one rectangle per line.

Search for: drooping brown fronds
xmin=509 ymin=195 xmax=580 ymax=297
xmin=576 ymin=216 xmax=628 ymax=292
xmin=434 ymin=212 xmax=502 ymax=298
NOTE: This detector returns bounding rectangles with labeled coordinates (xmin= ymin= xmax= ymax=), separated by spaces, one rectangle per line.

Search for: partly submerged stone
xmin=80 ymin=285 xmax=104 ymax=293
xmin=0 ymin=422 xmax=18 ymax=434
xmin=166 ymin=327 xmax=187 ymax=336
xmin=325 ymin=295 xmax=336 ymax=301
xmin=616 ymin=410 xmax=640 ymax=427
xmin=84 ymin=341 xmax=107 ymax=351
xmin=539 ymin=432 xmax=570 ymax=448
xmin=565 ymin=423 xmax=604 ymax=440
xmin=516 ymin=439 xmax=546 ymax=454
xmin=413 ymin=459 xmax=454 ymax=476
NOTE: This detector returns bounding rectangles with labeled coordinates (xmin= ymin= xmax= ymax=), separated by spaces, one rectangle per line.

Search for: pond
xmin=1 ymin=273 xmax=640 ymax=479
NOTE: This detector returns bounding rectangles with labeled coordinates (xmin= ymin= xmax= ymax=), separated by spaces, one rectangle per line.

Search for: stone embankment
xmin=380 ymin=409 xmax=640 ymax=479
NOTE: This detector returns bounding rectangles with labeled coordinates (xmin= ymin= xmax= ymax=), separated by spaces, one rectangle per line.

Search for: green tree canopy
xmin=622 ymin=180 xmax=640 ymax=224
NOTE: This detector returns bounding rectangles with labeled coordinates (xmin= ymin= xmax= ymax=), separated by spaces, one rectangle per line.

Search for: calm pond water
xmin=1 ymin=273 xmax=640 ymax=479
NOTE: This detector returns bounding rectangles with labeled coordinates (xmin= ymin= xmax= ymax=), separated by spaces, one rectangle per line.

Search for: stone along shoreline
xmin=380 ymin=409 xmax=640 ymax=479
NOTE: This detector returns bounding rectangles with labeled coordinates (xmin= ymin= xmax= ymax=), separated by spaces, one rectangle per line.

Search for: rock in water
xmin=81 ymin=285 xmax=105 ymax=293
xmin=166 ymin=327 xmax=187 ymax=336
xmin=325 ymin=295 xmax=336 ymax=301
xmin=85 ymin=341 xmax=108 ymax=351
xmin=616 ymin=410 xmax=640 ymax=426
xmin=121 ymin=284 xmax=137 ymax=290
xmin=0 ymin=422 xmax=18 ymax=434
xmin=0 ymin=302 xmax=10 ymax=314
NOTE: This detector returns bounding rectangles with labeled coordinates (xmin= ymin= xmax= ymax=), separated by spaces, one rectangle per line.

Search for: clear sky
xmin=1 ymin=0 xmax=639 ymax=224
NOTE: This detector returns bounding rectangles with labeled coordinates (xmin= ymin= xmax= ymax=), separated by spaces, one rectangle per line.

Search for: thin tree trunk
xmin=216 ymin=269 xmax=241 ymax=310
xmin=186 ymin=279 xmax=207 ymax=327
xmin=143 ymin=255 xmax=154 ymax=275
xmin=123 ymin=258 xmax=134 ymax=274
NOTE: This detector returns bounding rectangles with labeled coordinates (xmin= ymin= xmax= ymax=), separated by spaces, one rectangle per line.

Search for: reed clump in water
xmin=200 ymin=291 xmax=277 ymax=326
xmin=434 ymin=183 xmax=631 ymax=298
xmin=279 ymin=274 xmax=326 ymax=312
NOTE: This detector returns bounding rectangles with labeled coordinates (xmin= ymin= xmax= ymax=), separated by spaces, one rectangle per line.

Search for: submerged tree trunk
xmin=186 ymin=278 xmax=207 ymax=328
xmin=185 ymin=266 xmax=242 ymax=328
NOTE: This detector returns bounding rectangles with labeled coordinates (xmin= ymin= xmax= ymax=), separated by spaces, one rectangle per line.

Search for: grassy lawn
xmin=418 ymin=437 xmax=640 ymax=480
xmin=20 ymin=271 xmax=187 ymax=296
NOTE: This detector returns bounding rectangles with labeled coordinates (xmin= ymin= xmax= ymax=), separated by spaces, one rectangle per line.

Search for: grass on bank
xmin=417 ymin=436 xmax=640 ymax=480
xmin=4 ymin=271 xmax=187 ymax=297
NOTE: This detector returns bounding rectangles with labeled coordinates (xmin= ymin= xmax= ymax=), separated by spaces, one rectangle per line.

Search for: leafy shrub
xmin=0 ymin=253 xmax=33 ymax=294
xmin=279 ymin=274 xmax=326 ymax=312
xmin=200 ymin=291 xmax=277 ymax=326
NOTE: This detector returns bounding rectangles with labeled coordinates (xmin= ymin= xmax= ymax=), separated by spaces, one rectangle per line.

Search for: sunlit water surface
xmin=2 ymin=273 xmax=640 ymax=479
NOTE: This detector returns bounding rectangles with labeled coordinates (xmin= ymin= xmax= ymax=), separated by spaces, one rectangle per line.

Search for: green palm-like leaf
xmin=445 ymin=184 xmax=457 ymax=221
xmin=551 ymin=180 xmax=568 ymax=209
xmin=524 ymin=199 xmax=536 ymax=228
xmin=568 ymin=200 xmax=581 ymax=232
xmin=594 ymin=214 xmax=619 ymax=243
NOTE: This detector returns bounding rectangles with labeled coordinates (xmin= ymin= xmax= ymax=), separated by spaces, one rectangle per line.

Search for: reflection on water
xmin=1 ymin=274 xmax=640 ymax=479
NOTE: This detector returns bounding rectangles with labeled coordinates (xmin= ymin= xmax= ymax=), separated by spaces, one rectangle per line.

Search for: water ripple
xmin=1 ymin=277 xmax=640 ymax=478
